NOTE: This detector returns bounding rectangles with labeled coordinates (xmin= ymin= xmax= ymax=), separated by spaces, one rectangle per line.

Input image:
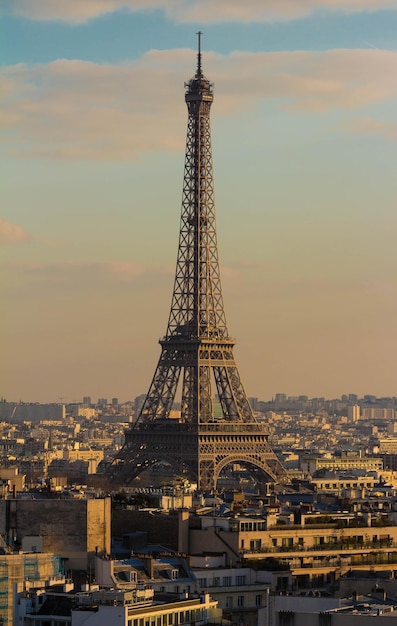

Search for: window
xmin=255 ymin=595 xmax=262 ymax=607
xmin=237 ymin=596 xmax=244 ymax=607
xmin=236 ymin=575 xmax=246 ymax=585
xmin=223 ymin=576 xmax=232 ymax=586
xmin=198 ymin=578 xmax=206 ymax=588
xmin=213 ymin=577 xmax=220 ymax=586
xmin=281 ymin=537 xmax=293 ymax=548
xmin=226 ymin=597 xmax=233 ymax=609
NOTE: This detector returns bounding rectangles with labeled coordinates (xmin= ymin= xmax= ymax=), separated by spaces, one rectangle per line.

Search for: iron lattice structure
xmin=111 ymin=37 xmax=287 ymax=490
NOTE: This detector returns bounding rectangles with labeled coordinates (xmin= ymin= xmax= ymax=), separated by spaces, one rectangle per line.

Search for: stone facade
xmin=0 ymin=497 xmax=111 ymax=569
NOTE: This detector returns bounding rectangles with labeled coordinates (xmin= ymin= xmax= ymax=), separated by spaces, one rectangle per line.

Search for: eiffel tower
xmin=110 ymin=35 xmax=287 ymax=491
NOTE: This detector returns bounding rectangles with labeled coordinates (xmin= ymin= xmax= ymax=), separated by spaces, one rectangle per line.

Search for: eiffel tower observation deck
xmin=110 ymin=35 xmax=287 ymax=491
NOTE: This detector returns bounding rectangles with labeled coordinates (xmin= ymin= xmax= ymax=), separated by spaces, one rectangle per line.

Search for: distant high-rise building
xmin=274 ymin=394 xmax=287 ymax=407
xmin=249 ymin=397 xmax=258 ymax=411
xmin=347 ymin=404 xmax=360 ymax=422
xmin=134 ymin=394 xmax=147 ymax=417
xmin=362 ymin=407 xmax=395 ymax=420
xmin=0 ymin=403 xmax=65 ymax=423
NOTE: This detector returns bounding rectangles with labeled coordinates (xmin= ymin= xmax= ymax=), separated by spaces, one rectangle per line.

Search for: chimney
xmin=144 ymin=556 xmax=154 ymax=579
xmin=372 ymin=587 xmax=387 ymax=601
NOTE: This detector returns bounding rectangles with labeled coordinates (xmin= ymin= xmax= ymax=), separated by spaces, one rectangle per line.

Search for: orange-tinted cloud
xmin=4 ymin=260 xmax=146 ymax=282
xmin=0 ymin=217 xmax=30 ymax=244
xmin=343 ymin=116 xmax=397 ymax=139
xmin=1 ymin=49 xmax=396 ymax=160
xmin=9 ymin=0 xmax=397 ymax=24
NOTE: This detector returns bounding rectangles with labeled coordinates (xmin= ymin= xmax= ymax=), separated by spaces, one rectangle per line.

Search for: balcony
xmin=241 ymin=539 xmax=397 ymax=557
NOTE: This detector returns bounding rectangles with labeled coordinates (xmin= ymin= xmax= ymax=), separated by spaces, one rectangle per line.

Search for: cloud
xmin=1 ymin=49 xmax=397 ymax=160
xmin=105 ymin=261 xmax=146 ymax=281
xmin=0 ymin=56 xmax=188 ymax=160
xmin=7 ymin=0 xmax=397 ymax=24
xmin=4 ymin=260 xmax=146 ymax=283
xmin=343 ymin=116 xmax=397 ymax=139
xmin=8 ymin=0 xmax=161 ymax=23
xmin=175 ymin=0 xmax=397 ymax=24
xmin=0 ymin=217 xmax=30 ymax=243
xmin=240 ymin=259 xmax=282 ymax=271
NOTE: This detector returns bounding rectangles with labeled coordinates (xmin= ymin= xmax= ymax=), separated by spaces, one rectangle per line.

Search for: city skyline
xmin=2 ymin=2 xmax=397 ymax=403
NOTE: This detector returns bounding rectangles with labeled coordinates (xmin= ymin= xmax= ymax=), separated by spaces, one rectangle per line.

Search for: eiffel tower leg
xmin=198 ymin=459 xmax=215 ymax=492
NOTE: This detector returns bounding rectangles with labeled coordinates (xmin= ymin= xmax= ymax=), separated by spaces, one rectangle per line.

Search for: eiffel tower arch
xmin=110 ymin=35 xmax=287 ymax=491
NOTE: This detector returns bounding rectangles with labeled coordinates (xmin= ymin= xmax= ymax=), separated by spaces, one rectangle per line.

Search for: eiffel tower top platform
xmin=109 ymin=34 xmax=287 ymax=491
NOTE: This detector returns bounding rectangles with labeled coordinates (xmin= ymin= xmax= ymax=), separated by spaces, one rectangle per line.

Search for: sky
xmin=1 ymin=1 xmax=397 ymax=404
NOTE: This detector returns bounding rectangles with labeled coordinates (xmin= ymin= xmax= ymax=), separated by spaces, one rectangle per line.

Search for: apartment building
xmin=189 ymin=515 xmax=397 ymax=591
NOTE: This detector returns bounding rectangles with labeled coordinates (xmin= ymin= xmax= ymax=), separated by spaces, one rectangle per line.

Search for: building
xmin=310 ymin=471 xmax=377 ymax=495
xmin=0 ymin=403 xmax=65 ymax=423
xmin=301 ymin=453 xmax=383 ymax=475
xmin=0 ymin=466 xmax=25 ymax=494
xmin=378 ymin=439 xmax=397 ymax=454
xmin=191 ymin=555 xmax=276 ymax=626
xmin=17 ymin=586 xmax=222 ymax=626
xmin=95 ymin=552 xmax=198 ymax=595
xmin=362 ymin=408 xmax=395 ymax=420
xmin=0 ymin=551 xmax=64 ymax=626
xmin=0 ymin=497 xmax=111 ymax=569
xmin=63 ymin=446 xmax=104 ymax=473
xmin=270 ymin=592 xmax=397 ymax=625
xmin=347 ymin=405 xmax=360 ymax=422
xmin=188 ymin=514 xmax=397 ymax=591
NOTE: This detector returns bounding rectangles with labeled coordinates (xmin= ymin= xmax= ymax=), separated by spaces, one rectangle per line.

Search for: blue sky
xmin=2 ymin=1 xmax=397 ymax=403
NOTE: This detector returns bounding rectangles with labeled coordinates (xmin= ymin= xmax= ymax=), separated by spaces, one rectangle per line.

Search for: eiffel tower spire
xmin=110 ymin=37 xmax=287 ymax=490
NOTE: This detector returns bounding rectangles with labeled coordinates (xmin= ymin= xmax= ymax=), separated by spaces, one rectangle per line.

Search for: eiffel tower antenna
xmin=110 ymin=37 xmax=287 ymax=490
xmin=197 ymin=31 xmax=202 ymax=76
